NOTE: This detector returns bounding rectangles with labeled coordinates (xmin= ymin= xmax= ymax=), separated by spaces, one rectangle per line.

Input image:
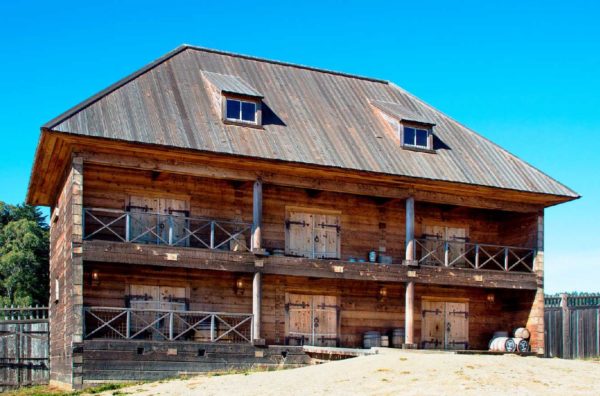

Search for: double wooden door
xmin=423 ymin=225 xmax=468 ymax=266
xmin=421 ymin=300 xmax=469 ymax=350
xmin=285 ymin=293 xmax=339 ymax=347
xmin=128 ymin=196 xmax=189 ymax=245
xmin=286 ymin=210 xmax=341 ymax=259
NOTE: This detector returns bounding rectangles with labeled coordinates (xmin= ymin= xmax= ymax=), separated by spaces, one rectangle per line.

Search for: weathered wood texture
xmin=82 ymin=264 xmax=536 ymax=350
xmin=82 ymin=164 xmax=539 ymax=264
xmin=82 ymin=340 xmax=309 ymax=383
xmin=0 ymin=322 xmax=49 ymax=391
xmin=82 ymin=241 xmax=539 ymax=290
xmin=48 ymin=156 xmax=84 ymax=388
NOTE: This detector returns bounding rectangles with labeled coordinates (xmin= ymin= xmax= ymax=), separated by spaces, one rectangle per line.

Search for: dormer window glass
xmin=226 ymin=98 xmax=257 ymax=124
xmin=403 ymin=126 xmax=431 ymax=149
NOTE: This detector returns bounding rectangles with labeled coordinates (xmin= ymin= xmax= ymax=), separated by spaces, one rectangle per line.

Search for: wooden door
xmin=286 ymin=294 xmax=312 ymax=345
xmin=421 ymin=300 xmax=445 ymax=349
xmin=423 ymin=225 xmax=445 ymax=265
xmin=421 ymin=300 xmax=469 ymax=350
xmin=447 ymin=227 xmax=467 ymax=267
xmin=160 ymin=198 xmax=189 ymax=246
xmin=313 ymin=214 xmax=340 ymax=259
xmin=129 ymin=196 xmax=159 ymax=244
xmin=286 ymin=293 xmax=339 ymax=346
xmin=445 ymin=302 xmax=469 ymax=350
xmin=312 ymin=295 xmax=339 ymax=346
xmin=286 ymin=212 xmax=314 ymax=258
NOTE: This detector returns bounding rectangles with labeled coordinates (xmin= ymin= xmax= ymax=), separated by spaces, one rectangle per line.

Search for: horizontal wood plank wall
xmin=83 ymin=264 xmax=535 ymax=350
xmin=83 ymin=165 xmax=536 ymax=264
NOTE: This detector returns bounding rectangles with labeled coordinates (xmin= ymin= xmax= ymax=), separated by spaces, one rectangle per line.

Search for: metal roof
xmin=202 ymin=71 xmax=263 ymax=98
xmin=371 ymin=100 xmax=436 ymax=126
xmin=42 ymin=45 xmax=579 ymax=199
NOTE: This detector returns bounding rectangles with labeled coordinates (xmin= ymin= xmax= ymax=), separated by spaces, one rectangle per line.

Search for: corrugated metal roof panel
xmin=45 ymin=45 xmax=579 ymax=199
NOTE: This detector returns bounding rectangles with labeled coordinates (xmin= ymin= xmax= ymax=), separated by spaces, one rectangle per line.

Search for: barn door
xmin=421 ymin=300 xmax=469 ymax=350
xmin=423 ymin=225 xmax=445 ymax=265
xmin=313 ymin=214 xmax=340 ymax=259
xmin=128 ymin=196 xmax=160 ymax=244
xmin=160 ymin=198 xmax=189 ymax=246
xmin=445 ymin=302 xmax=469 ymax=350
xmin=421 ymin=300 xmax=445 ymax=349
xmin=286 ymin=212 xmax=313 ymax=258
xmin=286 ymin=210 xmax=340 ymax=259
xmin=286 ymin=293 xmax=339 ymax=346
xmin=447 ymin=227 xmax=467 ymax=267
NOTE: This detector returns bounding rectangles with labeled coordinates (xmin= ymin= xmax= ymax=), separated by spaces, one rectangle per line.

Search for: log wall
xmin=82 ymin=165 xmax=538 ymax=263
xmin=83 ymin=264 xmax=536 ymax=350
xmin=49 ymin=157 xmax=84 ymax=388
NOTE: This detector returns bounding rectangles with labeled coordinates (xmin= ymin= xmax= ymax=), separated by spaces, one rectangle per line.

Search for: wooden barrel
xmin=489 ymin=337 xmax=517 ymax=352
xmin=363 ymin=331 xmax=381 ymax=348
xmin=381 ymin=335 xmax=389 ymax=347
xmin=513 ymin=327 xmax=530 ymax=340
xmin=515 ymin=338 xmax=529 ymax=352
xmin=391 ymin=328 xmax=405 ymax=348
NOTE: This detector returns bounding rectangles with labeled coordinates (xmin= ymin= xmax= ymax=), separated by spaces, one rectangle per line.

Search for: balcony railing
xmin=84 ymin=307 xmax=254 ymax=344
xmin=413 ymin=238 xmax=535 ymax=272
xmin=83 ymin=207 xmax=252 ymax=252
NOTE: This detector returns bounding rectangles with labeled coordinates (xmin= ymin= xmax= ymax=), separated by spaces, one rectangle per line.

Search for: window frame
xmin=222 ymin=95 xmax=262 ymax=127
xmin=401 ymin=124 xmax=434 ymax=152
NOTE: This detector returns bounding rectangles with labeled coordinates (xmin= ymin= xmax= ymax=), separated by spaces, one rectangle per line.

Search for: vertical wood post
xmin=252 ymin=180 xmax=263 ymax=252
xmin=405 ymin=281 xmax=415 ymax=346
xmin=252 ymin=272 xmax=262 ymax=342
xmin=404 ymin=196 xmax=415 ymax=347
xmin=474 ymin=244 xmax=480 ymax=269
xmin=560 ymin=293 xmax=571 ymax=358
xmin=527 ymin=210 xmax=545 ymax=355
xmin=405 ymin=197 xmax=415 ymax=262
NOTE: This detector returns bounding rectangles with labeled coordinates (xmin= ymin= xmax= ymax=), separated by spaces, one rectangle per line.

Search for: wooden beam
xmin=82 ymin=241 xmax=539 ymax=290
xmin=405 ymin=197 xmax=415 ymax=261
xmin=252 ymin=180 xmax=263 ymax=252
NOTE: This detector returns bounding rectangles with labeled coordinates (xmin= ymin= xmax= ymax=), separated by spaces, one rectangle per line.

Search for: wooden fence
xmin=545 ymin=294 xmax=600 ymax=359
xmin=0 ymin=306 xmax=49 ymax=391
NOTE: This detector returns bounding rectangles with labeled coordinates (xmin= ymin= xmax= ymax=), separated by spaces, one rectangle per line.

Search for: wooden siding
xmin=82 ymin=264 xmax=536 ymax=350
xmin=82 ymin=165 xmax=538 ymax=264
xmin=48 ymin=157 xmax=83 ymax=388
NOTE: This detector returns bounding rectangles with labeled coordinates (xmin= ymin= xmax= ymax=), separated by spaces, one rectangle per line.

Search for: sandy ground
xmin=104 ymin=349 xmax=600 ymax=396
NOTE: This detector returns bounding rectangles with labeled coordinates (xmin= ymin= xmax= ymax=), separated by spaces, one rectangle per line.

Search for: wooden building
xmin=26 ymin=45 xmax=578 ymax=388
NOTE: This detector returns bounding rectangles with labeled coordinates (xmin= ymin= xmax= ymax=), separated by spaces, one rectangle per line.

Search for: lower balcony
xmin=84 ymin=306 xmax=254 ymax=344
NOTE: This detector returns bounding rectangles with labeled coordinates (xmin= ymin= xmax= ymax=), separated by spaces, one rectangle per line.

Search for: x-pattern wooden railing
xmin=84 ymin=307 xmax=254 ymax=344
xmin=414 ymin=238 xmax=535 ymax=272
xmin=83 ymin=207 xmax=252 ymax=252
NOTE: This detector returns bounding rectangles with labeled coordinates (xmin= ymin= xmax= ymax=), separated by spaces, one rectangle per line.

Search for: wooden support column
xmin=405 ymin=196 xmax=415 ymax=262
xmin=252 ymin=271 xmax=263 ymax=344
xmin=404 ymin=196 xmax=416 ymax=347
xmin=405 ymin=281 xmax=415 ymax=347
xmin=527 ymin=210 xmax=545 ymax=355
xmin=252 ymin=179 xmax=263 ymax=253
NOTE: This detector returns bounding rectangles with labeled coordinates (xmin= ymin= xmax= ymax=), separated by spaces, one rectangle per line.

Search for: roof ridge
xmin=387 ymin=82 xmax=580 ymax=198
xmin=183 ymin=44 xmax=389 ymax=84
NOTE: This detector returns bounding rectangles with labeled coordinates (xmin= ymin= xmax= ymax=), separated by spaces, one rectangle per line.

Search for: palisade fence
xmin=0 ymin=306 xmax=49 ymax=390
xmin=545 ymin=294 xmax=600 ymax=359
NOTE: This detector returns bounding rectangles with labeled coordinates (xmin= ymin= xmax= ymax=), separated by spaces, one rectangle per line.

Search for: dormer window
xmin=403 ymin=126 xmax=431 ymax=149
xmin=226 ymin=98 xmax=258 ymax=124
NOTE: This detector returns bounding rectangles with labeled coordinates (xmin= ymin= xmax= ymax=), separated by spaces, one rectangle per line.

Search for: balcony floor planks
xmin=83 ymin=240 xmax=537 ymax=290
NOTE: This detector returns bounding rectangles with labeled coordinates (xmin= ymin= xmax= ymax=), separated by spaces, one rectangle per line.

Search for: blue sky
xmin=0 ymin=1 xmax=598 ymax=293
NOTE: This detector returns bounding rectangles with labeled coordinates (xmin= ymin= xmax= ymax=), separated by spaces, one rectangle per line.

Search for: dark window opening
xmin=226 ymin=98 xmax=257 ymax=124
xmin=403 ymin=126 xmax=431 ymax=149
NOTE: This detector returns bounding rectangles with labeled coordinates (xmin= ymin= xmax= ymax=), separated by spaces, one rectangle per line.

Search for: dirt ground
xmin=101 ymin=349 xmax=600 ymax=396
